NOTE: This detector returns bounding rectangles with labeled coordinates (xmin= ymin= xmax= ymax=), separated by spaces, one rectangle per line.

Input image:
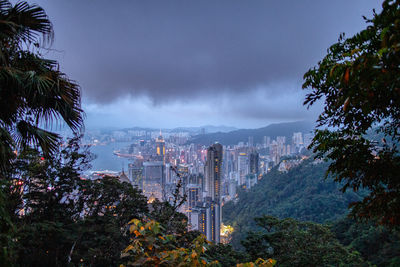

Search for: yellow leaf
xmin=191 ymin=251 xmax=197 ymax=259
xmin=128 ymin=218 xmax=140 ymax=225
xmin=123 ymin=244 xmax=134 ymax=253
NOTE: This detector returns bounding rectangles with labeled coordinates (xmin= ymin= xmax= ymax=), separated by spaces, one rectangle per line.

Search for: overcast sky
xmin=33 ymin=0 xmax=381 ymax=129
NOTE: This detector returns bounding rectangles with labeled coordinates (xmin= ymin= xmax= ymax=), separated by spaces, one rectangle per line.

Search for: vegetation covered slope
xmin=222 ymin=160 xmax=364 ymax=249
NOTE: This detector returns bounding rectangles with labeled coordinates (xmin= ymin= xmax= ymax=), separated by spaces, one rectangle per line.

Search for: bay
xmin=88 ymin=141 xmax=133 ymax=172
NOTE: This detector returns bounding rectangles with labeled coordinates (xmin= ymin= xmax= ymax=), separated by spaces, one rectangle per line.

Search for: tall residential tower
xmin=204 ymin=143 xmax=223 ymax=243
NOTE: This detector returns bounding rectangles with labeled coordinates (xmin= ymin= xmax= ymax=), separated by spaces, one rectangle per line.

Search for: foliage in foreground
xmin=242 ymin=216 xmax=369 ymax=267
xmin=0 ymin=1 xmax=84 ymax=261
xmin=204 ymin=243 xmax=249 ymax=267
xmin=303 ymin=0 xmax=400 ymax=225
xmin=4 ymin=137 xmax=148 ymax=266
xmin=331 ymin=218 xmax=400 ymax=266
xmin=121 ymin=218 xmax=276 ymax=267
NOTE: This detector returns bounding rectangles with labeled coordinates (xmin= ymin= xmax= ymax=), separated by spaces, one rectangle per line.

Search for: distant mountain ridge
xmin=170 ymin=125 xmax=237 ymax=133
xmin=115 ymin=125 xmax=237 ymax=134
xmin=189 ymin=121 xmax=315 ymax=145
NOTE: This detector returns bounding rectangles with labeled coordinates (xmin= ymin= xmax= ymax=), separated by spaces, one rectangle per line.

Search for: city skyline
xmin=88 ymin=124 xmax=311 ymax=243
xmin=31 ymin=0 xmax=381 ymax=129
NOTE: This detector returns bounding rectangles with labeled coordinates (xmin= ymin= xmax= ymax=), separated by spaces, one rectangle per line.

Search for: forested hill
xmin=189 ymin=121 xmax=314 ymax=146
xmin=223 ymin=160 xmax=365 ymax=249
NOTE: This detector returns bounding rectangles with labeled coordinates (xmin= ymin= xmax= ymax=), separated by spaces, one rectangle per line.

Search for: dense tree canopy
xmin=242 ymin=216 xmax=368 ymax=267
xmin=2 ymin=137 xmax=149 ymax=266
xmin=303 ymin=0 xmax=400 ymax=225
xmin=331 ymin=218 xmax=400 ymax=266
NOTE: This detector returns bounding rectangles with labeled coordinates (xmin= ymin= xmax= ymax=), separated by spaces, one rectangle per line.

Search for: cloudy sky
xmin=33 ymin=0 xmax=381 ymax=129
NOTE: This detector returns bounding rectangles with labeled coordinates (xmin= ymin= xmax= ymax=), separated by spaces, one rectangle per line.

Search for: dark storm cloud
xmin=37 ymin=0 xmax=380 ymax=104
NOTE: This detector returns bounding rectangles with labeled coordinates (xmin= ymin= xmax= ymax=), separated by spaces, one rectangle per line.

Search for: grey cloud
xmin=37 ymin=0 xmax=380 ymax=104
xmin=217 ymin=89 xmax=318 ymax=123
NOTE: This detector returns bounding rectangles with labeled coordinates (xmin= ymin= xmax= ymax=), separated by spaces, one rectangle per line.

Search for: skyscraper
xmin=128 ymin=163 xmax=143 ymax=188
xmin=249 ymin=151 xmax=259 ymax=175
xmin=204 ymin=143 xmax=223 ymax=243
xmin=143 ymin=161 xmax=165 ymax=201
xmin=237 ymin=152 xmax=248 ymax=185
xmin=205 ymin=143 xmax=223 ymax=201
xmin=292 ymin=132 xmax=303 ymax=147
xmin=156 ymin=130 xmax=166 ymax=163
xmin=248 ymin=136 xmax=254 ymax=147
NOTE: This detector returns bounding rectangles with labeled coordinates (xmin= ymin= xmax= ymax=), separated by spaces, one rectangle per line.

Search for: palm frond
xmin=4 ymin=1 xmax=53 ymax=45
xmin=15 ymin=120 xmax=59 ymax=155
xmin=0 ymin=125 xmax=14 ymax=175
xmin=0 ymin=1 xmax=83 ymax=170
xmin=15 ymin=52 xmax=84 ymax=132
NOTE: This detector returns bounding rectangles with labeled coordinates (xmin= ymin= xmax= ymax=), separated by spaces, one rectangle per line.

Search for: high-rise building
xmin=156 ymin=130 xmax=166 ymax=163
xmin=187 ymin=184 xmax=201 ymax=209
xmin=263 ymin=136 xmax=271 ymax=148
xmin=228 ymin=178 xmax=237 ymax=199
xmin=277 ymin=136 xmax=286 ymax=145
xmin=205 ymin=143 xmax=223 ymax=201
xmin=204 ymin=143 xmax=223 ymax=243
xmin=208 ymin=200 xmax=220 ymax=243
xmin=303 ymin=133 xmax=313 ymax=148
xmin=189 ymin=206 xmax=207 ymax=234
xmin=143 ymin=161 xmax=165 ymax=201
xmin=165 ymin=163 xmax=172 ymax=183
xmin=249 ymin=151 xmax=259 ymax=175
xmin=128 ymin=163 xmax=143 ymax=188
xmin=292 ymin=132 xmax=303 ymax=147
xmin=248 ymin=136 xmax=254 ymax=147
xmin=237 ymin=152 xmax=248 ymax=185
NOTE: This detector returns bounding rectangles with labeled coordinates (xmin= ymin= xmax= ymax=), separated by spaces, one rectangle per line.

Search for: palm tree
xmin=0 ymin=0 xmax=84 ymax=173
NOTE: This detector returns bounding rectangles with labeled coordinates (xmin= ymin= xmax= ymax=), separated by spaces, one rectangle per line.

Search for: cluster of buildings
xmin=86 ymin=129 xmax=312 ymax=243
xmin=125 ymin=133 xmax=224 ymax=243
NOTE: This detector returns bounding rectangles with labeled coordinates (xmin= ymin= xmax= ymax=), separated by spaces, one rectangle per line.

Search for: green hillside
xmin=222 ymin=160 xmax=365 ymax=249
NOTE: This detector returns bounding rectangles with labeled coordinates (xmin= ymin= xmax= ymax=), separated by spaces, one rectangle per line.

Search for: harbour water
xmin=88 ymin=141 xmax=133 ymax=172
